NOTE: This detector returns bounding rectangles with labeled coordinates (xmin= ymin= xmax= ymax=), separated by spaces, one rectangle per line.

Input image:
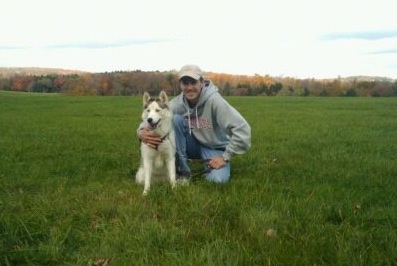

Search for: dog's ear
xmin=159 ymin=90 xmax=169 ymax=104
xmin=143 ymin=92 xmax=151 ymax=105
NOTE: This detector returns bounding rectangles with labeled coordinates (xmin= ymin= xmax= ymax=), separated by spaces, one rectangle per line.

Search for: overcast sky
xmin=1 ymin=0 xmax=396 ymax=79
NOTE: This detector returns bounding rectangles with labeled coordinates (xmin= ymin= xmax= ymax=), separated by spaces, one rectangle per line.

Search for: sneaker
xmin=176 ymin=171 xmax=191 ymax=186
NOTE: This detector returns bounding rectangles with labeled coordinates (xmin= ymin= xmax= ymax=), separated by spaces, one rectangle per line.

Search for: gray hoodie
xmin=170 ymin=81 xmax=251 ymax=161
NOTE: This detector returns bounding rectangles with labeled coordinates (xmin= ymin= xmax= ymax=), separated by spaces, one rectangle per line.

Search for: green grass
xmin=1 ymin=91 xmax=396 ymax=265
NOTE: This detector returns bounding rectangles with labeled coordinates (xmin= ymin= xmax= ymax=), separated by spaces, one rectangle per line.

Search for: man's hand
xmin=208 ymin=157 xmax=228 ymax=170
xmin=138 ymin=128 xmax=162 ymax=149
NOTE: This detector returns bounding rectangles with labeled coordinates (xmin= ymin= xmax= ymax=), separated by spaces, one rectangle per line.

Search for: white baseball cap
xmin=178 ymin=64 xmax=203 ymax=80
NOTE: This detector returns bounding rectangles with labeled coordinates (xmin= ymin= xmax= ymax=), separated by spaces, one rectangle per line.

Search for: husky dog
xmin=135 ymin=91 xmax=176 ymax=195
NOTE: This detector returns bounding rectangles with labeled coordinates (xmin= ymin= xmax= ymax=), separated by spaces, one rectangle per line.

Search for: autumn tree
xmin=11 ymin=75 xmax=33 ymax=92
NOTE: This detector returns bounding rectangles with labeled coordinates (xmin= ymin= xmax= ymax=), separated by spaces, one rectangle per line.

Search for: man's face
xmin=179 ymin=76 xmax=203 ymax=104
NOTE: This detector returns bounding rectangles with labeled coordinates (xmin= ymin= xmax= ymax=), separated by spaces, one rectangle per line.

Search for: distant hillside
xmin=307 ymin=75 xmax=395 ymax=83
xmin=0 ymin=67 xmax=395 ymax=83
xmin=341 ymin=76 xmax=395 ymax=82
xmin=0 ymin=67 xmax=89 ymax=77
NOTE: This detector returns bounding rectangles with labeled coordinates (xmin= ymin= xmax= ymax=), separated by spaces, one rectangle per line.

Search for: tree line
xmin=0 ymin=70 xmax=396 ymax=97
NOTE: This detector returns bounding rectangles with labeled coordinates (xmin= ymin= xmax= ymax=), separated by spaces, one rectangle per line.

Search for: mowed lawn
xmin=1 ymin=91 xmax=396 ymax=265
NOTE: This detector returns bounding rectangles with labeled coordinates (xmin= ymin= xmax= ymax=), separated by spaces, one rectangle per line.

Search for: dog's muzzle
xmin=147 ymin=118 xmax=161 ymax=130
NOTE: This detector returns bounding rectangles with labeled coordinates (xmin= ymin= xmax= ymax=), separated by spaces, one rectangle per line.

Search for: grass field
xmin=1 ymin=91 xmax=396 ymax=265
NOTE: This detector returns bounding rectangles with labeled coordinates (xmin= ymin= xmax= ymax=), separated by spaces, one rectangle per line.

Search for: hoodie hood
xmin=193 ymin=81 xmax=218 ymax=108
xmin=171 ymin=81 xmax=218 ymax=129
xmin=176 ymin=80 xmax=218 ymax=111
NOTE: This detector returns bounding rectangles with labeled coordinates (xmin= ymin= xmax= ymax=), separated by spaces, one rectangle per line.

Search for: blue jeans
xmin=173 ymin=114 xmax=230 ymax=183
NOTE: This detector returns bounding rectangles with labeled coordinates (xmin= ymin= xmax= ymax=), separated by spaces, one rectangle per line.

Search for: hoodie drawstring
xmin=188 ymin=112 xmax=193 ymax=135
xmin=195 ymin=108 xmax=200 ymax=129
xmin=187 ymin=107 xmax=200 ymax=135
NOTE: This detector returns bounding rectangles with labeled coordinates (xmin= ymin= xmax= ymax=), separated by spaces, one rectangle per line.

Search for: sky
xmin=1 ymin=0 xmax=396 ymax=79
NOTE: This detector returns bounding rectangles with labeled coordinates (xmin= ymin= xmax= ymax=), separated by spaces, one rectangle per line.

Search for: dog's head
xmin=142 ymin=91 xmax=170 ymax=130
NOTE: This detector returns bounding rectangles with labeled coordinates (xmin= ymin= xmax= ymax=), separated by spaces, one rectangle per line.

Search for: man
xmin=138 ymin=64 xmax=251 ymax=183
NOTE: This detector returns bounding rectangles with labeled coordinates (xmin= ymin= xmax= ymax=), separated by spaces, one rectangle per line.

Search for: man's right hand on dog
xmin=138 ymin=128 xmax=163 ymax=149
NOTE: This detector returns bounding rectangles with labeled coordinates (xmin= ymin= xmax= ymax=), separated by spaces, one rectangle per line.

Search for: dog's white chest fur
xmin=139 ymin=134 xmax=174 ymax=179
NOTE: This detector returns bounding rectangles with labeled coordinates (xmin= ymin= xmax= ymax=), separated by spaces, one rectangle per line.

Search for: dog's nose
xmin=147 ymin=118 xmax=153 ymax=124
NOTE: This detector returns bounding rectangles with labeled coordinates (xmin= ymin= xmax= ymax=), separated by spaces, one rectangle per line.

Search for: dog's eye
xmin=156 ymin=109 xmax=160 ymax=112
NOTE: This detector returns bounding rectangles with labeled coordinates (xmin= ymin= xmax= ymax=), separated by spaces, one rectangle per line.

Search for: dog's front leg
xmin=167 ymin=157 xmax=176 ymax=189
xmin=142 ymin=159 xmax=152 ymax=195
